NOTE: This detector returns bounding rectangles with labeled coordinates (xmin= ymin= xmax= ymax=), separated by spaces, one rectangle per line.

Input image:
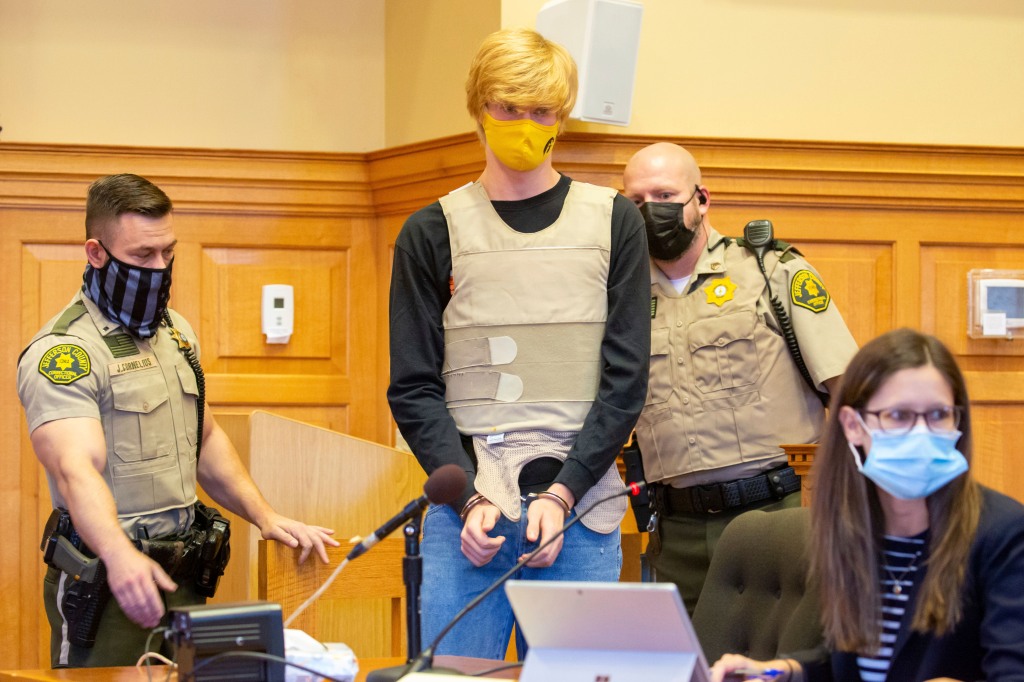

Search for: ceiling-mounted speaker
xmin=537 ymin=0 xmax=644 ymax=127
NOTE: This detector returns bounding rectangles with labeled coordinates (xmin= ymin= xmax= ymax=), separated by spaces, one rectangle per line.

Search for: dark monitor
xmin=168 ymin=601 xmax=285 ymax=682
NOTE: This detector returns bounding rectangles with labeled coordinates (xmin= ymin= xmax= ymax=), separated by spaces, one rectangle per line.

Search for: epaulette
xmin=18 ymin=300 xmax=89 ymax=365
xmin=729 ymin=236 xmax=803 ymax=263
xmin=50 ymin=300 xmax=88 ymax=335
xmin=42 ymin=300 xmax=139 ymax=358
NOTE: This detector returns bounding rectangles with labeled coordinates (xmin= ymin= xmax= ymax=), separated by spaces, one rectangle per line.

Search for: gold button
xmin=710 ymin=262 xmax=722 ymax=271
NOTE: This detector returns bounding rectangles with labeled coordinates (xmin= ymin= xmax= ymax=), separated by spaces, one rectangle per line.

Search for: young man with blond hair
xmin=387 ymin=28 xmax=649 ymax=659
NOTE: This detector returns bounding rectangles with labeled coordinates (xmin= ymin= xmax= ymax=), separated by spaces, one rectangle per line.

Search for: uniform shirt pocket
xmin=110 ymin=457 xmax=182 ymax=514
xmin=688 ymin=311 xmax=762 ymax=394
xmin=109 ymin=370 xmax=173 ymax=463
xmin=175 ymin=363 xmax=200 ymax=448
xmin=646 ymin=327 xmax=672 ymax=406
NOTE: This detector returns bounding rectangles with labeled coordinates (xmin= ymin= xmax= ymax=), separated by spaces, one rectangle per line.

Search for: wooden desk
xmin=0 ymin=656 xmax=520 ymax=681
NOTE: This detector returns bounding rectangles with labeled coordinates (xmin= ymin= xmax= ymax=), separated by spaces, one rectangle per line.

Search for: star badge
xmin=704 ymin=276 xmax=737 ymax=307
xmin=168 ymin=326 xmax=192 ymax=350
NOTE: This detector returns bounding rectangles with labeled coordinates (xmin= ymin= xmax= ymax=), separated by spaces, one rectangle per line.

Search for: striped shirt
xmin=856 ymin=533 xmax=928 ymax=681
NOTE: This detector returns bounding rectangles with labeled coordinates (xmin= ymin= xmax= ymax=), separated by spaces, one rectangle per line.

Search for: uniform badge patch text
xmin=38 ymin=344 xmax=91 ymax=385
xmin=109 ymin=354 xmax=157 ymax=376
xmin=791 ymin=269 xmax=830 ymax=313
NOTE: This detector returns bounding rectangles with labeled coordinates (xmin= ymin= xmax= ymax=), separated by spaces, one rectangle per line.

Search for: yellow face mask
xmin=481 ymin=112 xmax=559 ymax=172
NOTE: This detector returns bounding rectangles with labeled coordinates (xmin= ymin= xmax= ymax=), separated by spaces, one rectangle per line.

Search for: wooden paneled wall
xmin=2 ymin=135 xmax=1023 ymax=667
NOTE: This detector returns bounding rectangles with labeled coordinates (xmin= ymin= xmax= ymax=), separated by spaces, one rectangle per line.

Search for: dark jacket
xmin=802 ymin=485 xmax=1024 ymax=681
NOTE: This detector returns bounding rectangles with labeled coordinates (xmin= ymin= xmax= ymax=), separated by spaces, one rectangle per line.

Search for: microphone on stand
xmin=283 ymin=465 xmax=467 ymax=631
xmin=347 ymin=464 xmax=467 ymax=561
xmin=366 ymin=481 xmax=647 ymax=681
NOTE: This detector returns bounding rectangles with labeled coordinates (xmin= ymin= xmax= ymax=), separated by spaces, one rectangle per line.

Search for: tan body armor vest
xmin=438 ymin=180 xmax=627 ymax=532
xmin=440 ymin=180 xmax=613 ymax=433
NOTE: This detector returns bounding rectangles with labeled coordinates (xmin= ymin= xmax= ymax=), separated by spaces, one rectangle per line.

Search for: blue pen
xmin=731 ymin=668 xmax=784 ymax=680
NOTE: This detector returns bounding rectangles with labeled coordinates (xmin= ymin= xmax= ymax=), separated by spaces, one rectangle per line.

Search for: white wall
xmin=505 ymin=0 xmax=1024 ymax=147
xmin=2 ymin=0 xmax=1021 ymax=151
xmin=0 ymin=0 xmax=385 ymax=152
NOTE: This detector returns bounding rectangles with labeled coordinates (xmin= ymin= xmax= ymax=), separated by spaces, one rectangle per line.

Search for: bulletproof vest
xmin=440 ymin=180 xmax=614 ymax=435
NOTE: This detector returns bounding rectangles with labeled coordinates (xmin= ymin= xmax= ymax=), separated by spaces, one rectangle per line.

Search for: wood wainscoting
xmin=2 ymin=134 xmax=1023 ymax=667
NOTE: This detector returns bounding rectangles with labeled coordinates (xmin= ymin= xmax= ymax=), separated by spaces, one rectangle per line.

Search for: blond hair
xmin=465 ymin=27 xmax=577 ymax=133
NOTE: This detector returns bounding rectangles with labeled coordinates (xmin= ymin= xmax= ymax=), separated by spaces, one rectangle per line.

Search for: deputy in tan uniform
xmin=17 ymin=174 xmax=339 ymax=668
xmin=622 ymin=143 xmax=858 ymax=614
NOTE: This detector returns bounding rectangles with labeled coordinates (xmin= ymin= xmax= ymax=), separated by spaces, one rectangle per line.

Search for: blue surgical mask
xmin=848 ymin=417 xmax=968 ymax=500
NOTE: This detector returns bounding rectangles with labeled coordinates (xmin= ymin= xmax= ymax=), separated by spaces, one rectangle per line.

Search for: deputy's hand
xmin=461 ymin=501 xmax=505 ymax=567
xmin=522 ymin=487 xmax=574 ymax=567
xmin=104 ymin=545 xmax=177 ymax=629
xmin=259 ymin=514 xmax=338 ymax=564
xmin=710 ymin=654 xmax=794 ymax=682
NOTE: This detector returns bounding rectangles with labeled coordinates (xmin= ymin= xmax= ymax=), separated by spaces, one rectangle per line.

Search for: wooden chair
xmin=258 ymin=537 xmax=408 ymax=658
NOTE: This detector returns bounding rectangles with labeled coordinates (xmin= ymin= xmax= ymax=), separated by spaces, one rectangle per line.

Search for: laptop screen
xmin=506 ymin=580 xmax=711 ymax=682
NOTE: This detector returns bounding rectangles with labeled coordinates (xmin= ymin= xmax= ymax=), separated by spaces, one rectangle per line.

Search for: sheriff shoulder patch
xmin=38 ymin=344 xmax=91 ymax=385
xmin=791 ymin=269 xmax=830 ymax=313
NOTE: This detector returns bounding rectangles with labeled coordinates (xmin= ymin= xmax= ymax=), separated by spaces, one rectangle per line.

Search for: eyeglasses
xmin=859 ymin=405 xmax=962 ymax=435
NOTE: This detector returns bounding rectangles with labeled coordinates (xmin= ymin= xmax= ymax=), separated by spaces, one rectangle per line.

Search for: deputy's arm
xmin=194 ymin=409 xmax=338 ymax=564
xmin=31 ymin=417 xmax=176 ymax=629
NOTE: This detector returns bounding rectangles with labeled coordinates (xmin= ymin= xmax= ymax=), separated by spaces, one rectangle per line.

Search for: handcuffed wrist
xmin=459 ymin=493 xmax=491 ymax=523
xmin=528 ymin=490 xmax=572 ymax=517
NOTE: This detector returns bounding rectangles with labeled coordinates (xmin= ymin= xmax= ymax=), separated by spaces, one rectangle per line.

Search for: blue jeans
xmin=420 ymin=501 xmax=622 ymax=660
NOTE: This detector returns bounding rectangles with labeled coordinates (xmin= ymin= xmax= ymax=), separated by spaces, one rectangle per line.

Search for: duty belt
xmin=136 ymin=530 xmax=203 ymax=582
xmin=651 ymin=465 xmax=800 ymax=515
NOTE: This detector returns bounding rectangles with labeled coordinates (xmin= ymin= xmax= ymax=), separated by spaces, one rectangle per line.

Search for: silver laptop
xmin=505 ymin=580 xmax=711 ymax=682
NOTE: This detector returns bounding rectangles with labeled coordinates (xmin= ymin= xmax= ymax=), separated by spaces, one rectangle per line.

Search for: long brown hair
xmin=810 ymin=328 xmax=981 ymax=653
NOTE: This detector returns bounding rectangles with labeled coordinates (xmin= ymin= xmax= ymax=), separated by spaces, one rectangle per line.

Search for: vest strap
xmin=445 ymin=370 xmax=524 ymax=403
xmin=444 ymin=336 xmax=518 ymax=372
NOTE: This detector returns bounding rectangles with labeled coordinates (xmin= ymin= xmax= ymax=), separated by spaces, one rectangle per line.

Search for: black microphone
xmin=369 ymin=481 xmax=646 ymax=680
xmin=347 ymin=464 xmax=467 ymax=561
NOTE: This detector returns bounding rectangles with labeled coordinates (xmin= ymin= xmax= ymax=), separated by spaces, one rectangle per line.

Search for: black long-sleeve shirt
xmin=387 ymin=174 xmax=650 ymax=510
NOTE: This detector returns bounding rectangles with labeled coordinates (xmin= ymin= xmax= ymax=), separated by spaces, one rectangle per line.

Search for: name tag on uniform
xmin=108 ymin=354 xmax=157 ymax=376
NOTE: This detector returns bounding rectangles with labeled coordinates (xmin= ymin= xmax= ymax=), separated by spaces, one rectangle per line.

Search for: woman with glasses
xmin=711 ymin=328 xmax=1024 ymax=682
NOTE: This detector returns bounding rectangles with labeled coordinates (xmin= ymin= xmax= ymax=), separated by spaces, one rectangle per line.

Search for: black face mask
xmin=82 ymin=243 xmax=173 ymax=338
xmin=639 ymin=201 xmax=698 ymax=261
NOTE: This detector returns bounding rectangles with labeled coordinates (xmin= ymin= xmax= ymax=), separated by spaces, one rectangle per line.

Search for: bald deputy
xmin=622 ymin=143 xmax=858 ymax=614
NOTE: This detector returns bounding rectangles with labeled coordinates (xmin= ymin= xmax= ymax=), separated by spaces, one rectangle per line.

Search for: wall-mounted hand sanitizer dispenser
xmin=262 ymin=284 xmax=294 ymax=344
